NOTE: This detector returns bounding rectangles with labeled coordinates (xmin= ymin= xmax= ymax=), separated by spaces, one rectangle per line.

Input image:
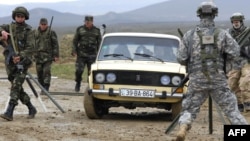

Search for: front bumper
xmin=88 ymin=88 xmax=184 ymax=99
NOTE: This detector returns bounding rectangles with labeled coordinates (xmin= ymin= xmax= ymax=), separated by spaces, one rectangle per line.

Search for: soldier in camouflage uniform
xmin=72 ymin=15 xmax=102 ymax=92
xmin=34 ymin=18 xmax=59 ymax=93
xmin=175 ymin=2 xmax=248 ymax=141
xmin=0 ymin=6 xmax=37 ymax=121
xmin=227 ymin=13 xmax=250 ymax=112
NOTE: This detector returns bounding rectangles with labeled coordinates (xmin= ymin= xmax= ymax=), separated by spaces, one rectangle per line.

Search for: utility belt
xmin=188 ymin=61 xmax=224 ymax=73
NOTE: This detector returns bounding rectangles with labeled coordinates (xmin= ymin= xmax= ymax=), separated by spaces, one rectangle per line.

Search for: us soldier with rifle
xmin=0 ymin=6 xmax=37 ymax=121
xmin=72 ymin=15 xmax=102 ymax=92
xmin=175 ymin=2 xmax=248 ymax=141
xmin=227 ymin=13 xmax=250 ymax=112
xmin=33 ymin=17 xmax=59 ymax=94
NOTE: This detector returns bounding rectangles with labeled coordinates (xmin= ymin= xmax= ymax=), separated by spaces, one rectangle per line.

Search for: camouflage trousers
xmin=75 ymin=56 xmax=94 ymax=82
xmin=36 ymin=61 xmax=52 ymax=86
xmin=178 ymin=85 xmax=248 ymax=128
xmin=227 ymin=63 xmax=250 ymax=104
xmin=239 ymin=63 xmax=250 ymax=103
xmin=6 ymin=65 xmax=31 ymax=105
xmin=227 ymin=69 xmax=242 ymax=104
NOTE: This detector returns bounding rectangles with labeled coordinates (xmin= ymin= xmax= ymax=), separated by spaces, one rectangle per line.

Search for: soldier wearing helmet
xmin=0 ymin=6 xmax=37 ymax=121
xmin=227 ymin=12 xmax=250 ymax=113
xmin=72 ymin=15 xmax=102 ymax=92
xmin=176 ymin=2 xmax=248 ymax=141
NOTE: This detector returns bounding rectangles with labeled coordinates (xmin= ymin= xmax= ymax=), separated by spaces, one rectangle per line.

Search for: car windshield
xmin=98 ymin=36 xmax=179 ymax=63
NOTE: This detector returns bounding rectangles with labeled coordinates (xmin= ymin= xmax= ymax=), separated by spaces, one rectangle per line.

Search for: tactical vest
xmin=188 ymin=27 xmax=223 ymax=80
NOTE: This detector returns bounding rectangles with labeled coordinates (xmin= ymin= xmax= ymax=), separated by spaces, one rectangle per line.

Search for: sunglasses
xmin=41 ymin=24 xmax=47 ymax=26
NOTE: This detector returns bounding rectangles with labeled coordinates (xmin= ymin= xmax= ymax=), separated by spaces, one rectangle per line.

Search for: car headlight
xmin=160 ymin=75 xmax=170 ymax=85
xmin=106 ymin=73 xmax=116 ymax=83
xmin=172 ymin=76 xmax=181 ymax=86
xmin=95 ymin=73 xmax=105 ymax=83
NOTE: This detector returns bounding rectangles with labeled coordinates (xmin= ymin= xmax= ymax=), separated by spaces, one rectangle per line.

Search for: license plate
xmin=120 ymin=88 xmax=155 ymax=98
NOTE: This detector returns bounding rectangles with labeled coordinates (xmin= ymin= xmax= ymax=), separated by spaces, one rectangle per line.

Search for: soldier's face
xmin=15 ymin=14 xmax=25 ymax=23
xmin=85 ymin=20 xmax=93 ymax=28
xmin=39 ymin=23 xmax=48 ymax=31
xmin=232 ymin=20 xmax=241 ymax=29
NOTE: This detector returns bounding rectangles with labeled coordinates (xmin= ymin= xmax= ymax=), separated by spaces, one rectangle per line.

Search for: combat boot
xmin=26 ymin=101 xmax=37 ymax=119
xmin=44 ymin=84 xmax=50 ymax=92
xmin=0 ymin=102 xmax=16 ymax=121
xmin=75 ymin=82 xmax=81 ymax=92
xmin=176 ymin=124 xmax=188 ymax=141
xmin=238 ymin=104 xmax=244 ymax=112
xmin=244 ymin=102 xmax=250 ymax=111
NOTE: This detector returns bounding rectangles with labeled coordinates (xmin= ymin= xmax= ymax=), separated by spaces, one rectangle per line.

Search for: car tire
xmin=171 ymin=100 xmax=182 ymax=120
xmin=83 ymin=85 xmax=103 ymax=119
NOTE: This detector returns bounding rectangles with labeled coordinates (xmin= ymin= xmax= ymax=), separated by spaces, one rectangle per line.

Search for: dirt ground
xmin=0 ymin=68 xmax=250 ymax=141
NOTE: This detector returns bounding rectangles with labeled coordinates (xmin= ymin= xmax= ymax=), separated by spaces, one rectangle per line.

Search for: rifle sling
xmin=9 ymin=24 xmax=18 ymax=54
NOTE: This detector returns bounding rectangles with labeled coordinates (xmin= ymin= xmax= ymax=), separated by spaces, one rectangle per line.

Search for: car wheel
xmin=83 ymin=85 xmax=103 ymax=119
xmin=171 ymin=100 xmax=182 ymax=120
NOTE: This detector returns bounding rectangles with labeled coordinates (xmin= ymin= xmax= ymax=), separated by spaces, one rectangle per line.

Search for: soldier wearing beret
xmin=33 ymin=17 xmax=59 ymax=94
xmin=72 ymin=15 xmax=102 ymax=92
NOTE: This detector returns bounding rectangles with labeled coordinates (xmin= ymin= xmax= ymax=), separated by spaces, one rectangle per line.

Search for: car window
xmin=98 ymin=36 xmax=178 ymax=62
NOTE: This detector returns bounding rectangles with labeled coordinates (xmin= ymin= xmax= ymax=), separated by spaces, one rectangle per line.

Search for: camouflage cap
xmin=40 ymin=18 xmax=48 ymax=24
xmin=85 ymin=15 xmax=93 ymax=21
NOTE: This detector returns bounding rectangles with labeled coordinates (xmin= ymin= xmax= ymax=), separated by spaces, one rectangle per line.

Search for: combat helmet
xmin=230 ymin=12 xmax=245 ymax=23
xmin=12 ymin=6 xmax=29 ymax=20
xmin=196 ymin=1 xmax=218 ymax=18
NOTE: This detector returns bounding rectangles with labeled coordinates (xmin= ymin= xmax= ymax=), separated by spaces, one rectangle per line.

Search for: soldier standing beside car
xmin=0 ymin=6 xmax=37 ymax=121
xmin=34 ymin=18 xmax=59 ymax=94
xmin=227 ymin=13 xmax=250 ymax=112
xmin=175 ymin=2 xmax=248 ymax=141
xmin=72 ymin=15 xmax=102 ymax=92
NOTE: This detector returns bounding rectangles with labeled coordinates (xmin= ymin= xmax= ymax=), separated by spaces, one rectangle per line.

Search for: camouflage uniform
xmin=175 ymin=2 xmax=248 ymax=141
xmin=34 ymin=18 xmax=59 ymax=92
xmin=227 ymin=13 xmax=250 ymax=112
xmin=72 ymin=16 xmax=102 ymax=92
xmin=0 ymin=6 xmax=37 ymax=121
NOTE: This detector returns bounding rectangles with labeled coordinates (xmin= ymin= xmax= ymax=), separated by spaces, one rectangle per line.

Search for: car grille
xmin=93 ymin=70 xmax=184 ymax=87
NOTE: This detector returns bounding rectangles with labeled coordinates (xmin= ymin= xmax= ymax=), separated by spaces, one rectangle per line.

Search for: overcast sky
xmin=0 ymin=0 xmax=76 ymax=5
xmin=0 ymin=0 xmax=168 ymax=17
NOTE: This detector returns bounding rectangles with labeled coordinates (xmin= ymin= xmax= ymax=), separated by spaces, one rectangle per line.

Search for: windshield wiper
xmin=104 ymin=54 xmax=133 ymax=61
xmin=134 ymin=53 xmax=164 ymax=63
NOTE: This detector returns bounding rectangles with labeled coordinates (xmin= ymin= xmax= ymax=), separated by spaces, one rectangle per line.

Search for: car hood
xmin=92 ymin=60 xmax=186 ymax=74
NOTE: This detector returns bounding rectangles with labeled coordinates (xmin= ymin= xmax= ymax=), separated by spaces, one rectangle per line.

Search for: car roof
xmin=103 ymin=32 xmax=180 ymax=41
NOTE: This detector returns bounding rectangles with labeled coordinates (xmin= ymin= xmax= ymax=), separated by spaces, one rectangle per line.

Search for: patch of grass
xmin=51 ymin=62 xmax=88 ymax=82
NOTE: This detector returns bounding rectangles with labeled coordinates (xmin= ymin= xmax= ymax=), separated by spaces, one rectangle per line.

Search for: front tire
xmin=83 ymin=85 xmax=103 ymax=119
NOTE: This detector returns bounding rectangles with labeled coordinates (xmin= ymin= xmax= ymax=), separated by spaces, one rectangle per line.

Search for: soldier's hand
xmin=12 ymin=56 xmax=20 ymax=64
xmin=1 ymin=31 xmax=10 ymax=40
xmin=71 ymin=52 xmax=77 ymax=57
xmin=54 ymin=57 xmax=59 ymax=62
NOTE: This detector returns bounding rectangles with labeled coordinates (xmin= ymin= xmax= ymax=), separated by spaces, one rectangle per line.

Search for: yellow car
xmin=84 ymin=32 xmax=187 ymax=120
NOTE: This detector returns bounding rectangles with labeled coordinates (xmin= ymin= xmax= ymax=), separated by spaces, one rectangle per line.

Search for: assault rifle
xmin=48 ymin=16 xmax=54 ymax=36
xmin=100 ymin=24 xmax=106 ymax=36
xmin=0 ymin=36 xmax=17 ymax=65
